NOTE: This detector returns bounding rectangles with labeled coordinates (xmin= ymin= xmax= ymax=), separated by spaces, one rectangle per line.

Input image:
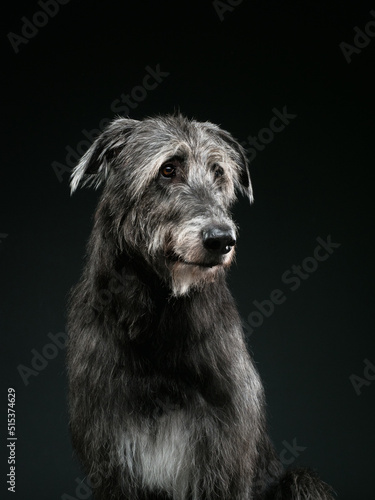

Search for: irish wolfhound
xmin=67 ymin=114 xmax=334 ymax=499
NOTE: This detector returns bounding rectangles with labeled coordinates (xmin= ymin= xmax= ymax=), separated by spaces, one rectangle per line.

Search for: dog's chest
xmin=121 ymin=410 xmax=193 ymax=496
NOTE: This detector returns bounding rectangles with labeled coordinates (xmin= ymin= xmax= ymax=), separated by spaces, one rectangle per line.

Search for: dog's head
xmin=71 ymin=114 xmax=253 ymax=296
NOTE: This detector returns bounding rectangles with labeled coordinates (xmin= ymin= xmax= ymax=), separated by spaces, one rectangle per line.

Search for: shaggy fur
xmin=67 ymin=114 xmax=334 ymax=499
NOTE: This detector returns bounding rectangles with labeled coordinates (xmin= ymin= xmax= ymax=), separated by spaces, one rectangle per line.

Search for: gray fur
xmin=67 ymin=114 xmax=334 ymax=499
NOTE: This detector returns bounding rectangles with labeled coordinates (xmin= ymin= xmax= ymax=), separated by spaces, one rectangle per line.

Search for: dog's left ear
xmin=216 ymin=129 xmax=254 ymax=203
xmin=70 ymin=118 xmax=139 ymax=194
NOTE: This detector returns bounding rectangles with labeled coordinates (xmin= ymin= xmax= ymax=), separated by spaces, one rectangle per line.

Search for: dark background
xmin=2 ymin=1 xmax=374 ymax=498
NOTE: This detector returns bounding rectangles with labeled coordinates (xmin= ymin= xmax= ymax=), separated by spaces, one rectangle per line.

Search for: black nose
xmin=203 ymin=228 xmax=236 ymax=255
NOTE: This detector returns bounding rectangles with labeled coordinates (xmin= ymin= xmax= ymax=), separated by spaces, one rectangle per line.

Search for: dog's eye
xmin=213 ymin=165 xmax=224 ymax=178
xmin=160 ymin=164 xmax=176 ymax=178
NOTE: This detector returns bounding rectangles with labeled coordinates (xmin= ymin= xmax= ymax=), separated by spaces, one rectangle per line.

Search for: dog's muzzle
xmin=165 ymin=225 xmax=236 ymax=269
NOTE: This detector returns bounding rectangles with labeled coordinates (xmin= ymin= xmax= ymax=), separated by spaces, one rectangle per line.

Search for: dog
xmin=67 ymin=114 xmax=334 ymax=499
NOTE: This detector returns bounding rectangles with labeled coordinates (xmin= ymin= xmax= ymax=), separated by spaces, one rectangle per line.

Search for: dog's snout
xmin=203 ymin=227 xmax=236 ymax=255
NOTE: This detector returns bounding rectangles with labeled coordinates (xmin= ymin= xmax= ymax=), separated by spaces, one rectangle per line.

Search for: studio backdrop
xmin=2 ymin=1 xmax=374 ymax=498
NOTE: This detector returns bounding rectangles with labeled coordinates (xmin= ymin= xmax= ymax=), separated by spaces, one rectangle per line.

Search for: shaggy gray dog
xmin=67 ymin=114 xmax=334 ymax=499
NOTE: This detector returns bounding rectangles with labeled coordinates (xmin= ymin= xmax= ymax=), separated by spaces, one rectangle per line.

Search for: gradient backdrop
xmin=2 ymin=1 xmax=375 ymax=498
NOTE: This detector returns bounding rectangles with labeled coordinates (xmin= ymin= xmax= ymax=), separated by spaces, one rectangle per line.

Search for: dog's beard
xmin=162 ymin=236 xmax=235 ymax=296
xmin=166 ymin=247 xmax=234 ymax=296
xmin=169 ymin=260 xmax=225 ymax=296
xmin=144 ymin=252 xmax=227 ymax=297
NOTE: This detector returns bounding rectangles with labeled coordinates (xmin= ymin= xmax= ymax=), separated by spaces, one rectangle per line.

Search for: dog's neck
xmin=120 ymin=247 xmax=228 ymax=305
xmin=87 ymin=245 xmax=230 ymax=338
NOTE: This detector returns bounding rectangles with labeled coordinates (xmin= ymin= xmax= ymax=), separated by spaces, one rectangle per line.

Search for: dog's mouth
xmin=166 ymin=252 xmax=220 ymax=268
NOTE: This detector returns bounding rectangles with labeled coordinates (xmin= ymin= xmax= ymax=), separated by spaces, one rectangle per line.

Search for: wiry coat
xmin=67 ymin=115 xmax=334 ymax=499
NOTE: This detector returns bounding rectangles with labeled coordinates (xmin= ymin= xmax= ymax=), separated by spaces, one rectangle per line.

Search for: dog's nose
xmin=203 ymin=228 xmax=236 ymax=255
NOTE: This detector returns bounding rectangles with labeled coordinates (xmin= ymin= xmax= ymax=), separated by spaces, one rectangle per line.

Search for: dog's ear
xmin=204 ymin=123 xmax=254 ymax=203
xmin=70 ymin=118 xmax=139 ymax=194
xmin=216 ymin=129 xmax=254 ymax=203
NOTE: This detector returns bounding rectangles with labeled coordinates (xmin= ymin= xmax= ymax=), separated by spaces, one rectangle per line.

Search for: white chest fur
xmin=119 ymin=410 xmax=193 ymax=498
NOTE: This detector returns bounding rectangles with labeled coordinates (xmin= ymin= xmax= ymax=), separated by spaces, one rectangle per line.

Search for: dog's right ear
xmin=215 ymin=129 xmax=254 ymax=204
xmin=70 ymin=118 xmax=139 ymax=194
